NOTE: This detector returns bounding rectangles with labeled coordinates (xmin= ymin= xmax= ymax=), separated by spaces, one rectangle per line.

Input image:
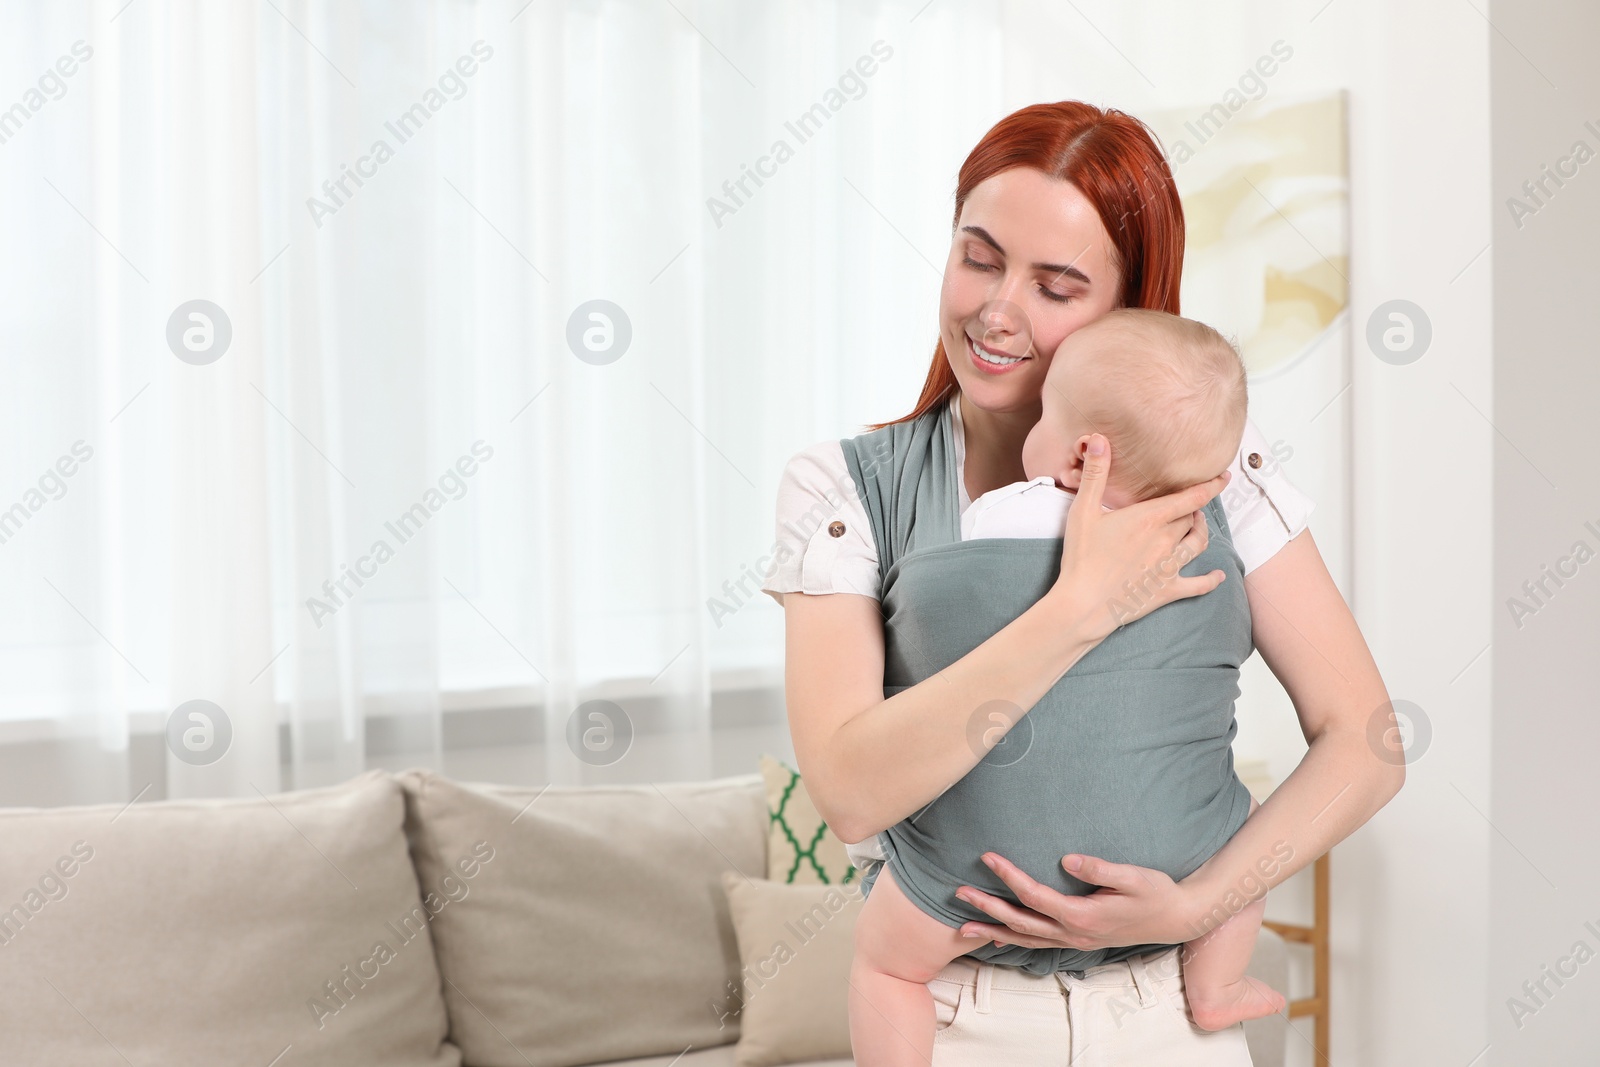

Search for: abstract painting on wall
xmin=1146 ymin=91 xmax=1349 ymax=380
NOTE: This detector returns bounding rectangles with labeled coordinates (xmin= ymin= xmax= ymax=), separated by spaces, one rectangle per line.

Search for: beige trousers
xmin=927 ymin=946 xmax=1254 ymax=1066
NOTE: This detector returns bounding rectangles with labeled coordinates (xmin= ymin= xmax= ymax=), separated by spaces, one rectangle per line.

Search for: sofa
xmin=0 ymin=768 xmax=1288 ymax=1065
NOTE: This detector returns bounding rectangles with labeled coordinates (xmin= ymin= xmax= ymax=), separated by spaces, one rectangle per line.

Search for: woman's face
xmin=939 ymin=168 xmax=1123 ymax=417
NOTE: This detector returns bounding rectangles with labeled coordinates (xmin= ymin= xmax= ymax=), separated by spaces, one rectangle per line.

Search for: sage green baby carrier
xmin=840 ymin=400 xmax=1254 ymax=976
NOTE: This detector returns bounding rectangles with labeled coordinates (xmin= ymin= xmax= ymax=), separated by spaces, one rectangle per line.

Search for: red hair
xmin=870 ymin=101 xmax=1185 ymax=430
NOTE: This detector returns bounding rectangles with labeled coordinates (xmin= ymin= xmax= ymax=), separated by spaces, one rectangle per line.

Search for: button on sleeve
xmin=759 ymin=441 xmax=882 ymax=605
xmin=1220 ymin=418 xmax=1316 ymax=575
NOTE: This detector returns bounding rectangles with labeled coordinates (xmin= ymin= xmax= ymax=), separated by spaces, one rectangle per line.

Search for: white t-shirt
xmin=961 ymin=475 xmax=1080 ymax=540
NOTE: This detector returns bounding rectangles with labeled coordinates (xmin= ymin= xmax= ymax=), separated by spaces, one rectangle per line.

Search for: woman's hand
xmin=1053 ymin=433 xmax=1232 ymax=642
xmin=952 ymin=851 xmax=1203 ymax=951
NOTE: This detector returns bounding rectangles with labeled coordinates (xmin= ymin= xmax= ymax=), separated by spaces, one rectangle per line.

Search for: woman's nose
xmin=978 ymin=294 xmax=1033 ymax=352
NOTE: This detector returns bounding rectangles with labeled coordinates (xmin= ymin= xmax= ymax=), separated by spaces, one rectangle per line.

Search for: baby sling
xmin=839 ymin=399 xmax=1255 ymax=975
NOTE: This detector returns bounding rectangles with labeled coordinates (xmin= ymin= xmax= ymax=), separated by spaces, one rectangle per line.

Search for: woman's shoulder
xmin=779 ymin=437 xmax=852 ymax=488
xmin=1219 ymin=418 xmax=1316 ymax=575
xmin=773 ymin=439 xmax=865 ymax=526
xmin=775 ymin=407 xmax=927 ymax=508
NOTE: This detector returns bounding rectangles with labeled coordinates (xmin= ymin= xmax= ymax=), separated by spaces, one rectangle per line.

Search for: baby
xmin=848 ymin=309 xmax=1286 ymax=1065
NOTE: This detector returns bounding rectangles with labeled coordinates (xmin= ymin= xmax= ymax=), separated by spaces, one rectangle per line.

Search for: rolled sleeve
xmin=1221 ymin=419 xmax=1316 ymax=575
xmin=759 ymin=441 xmax=882 ymax=605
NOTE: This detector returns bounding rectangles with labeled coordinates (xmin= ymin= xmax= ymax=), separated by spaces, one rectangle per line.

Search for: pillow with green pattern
xmin=758 ymin=754 xmax=857 ymax=886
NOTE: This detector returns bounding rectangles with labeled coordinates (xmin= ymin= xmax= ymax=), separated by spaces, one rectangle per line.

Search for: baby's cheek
xmin=1020 ymin=428 xmax=1059 ymax=480
xmin=1028 ymin=429 xmax=1070 ymax=469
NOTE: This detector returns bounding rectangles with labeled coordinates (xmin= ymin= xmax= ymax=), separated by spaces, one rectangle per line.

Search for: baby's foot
xmin=1186 ymin=976 xmax=1287 ymax=1032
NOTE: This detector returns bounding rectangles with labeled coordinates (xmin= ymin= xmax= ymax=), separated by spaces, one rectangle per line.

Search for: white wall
xmin=1488 ymin=0 xmax=1600 ymax=1060
xmin=1341 ymin=3 xmax=1494 ymax=1063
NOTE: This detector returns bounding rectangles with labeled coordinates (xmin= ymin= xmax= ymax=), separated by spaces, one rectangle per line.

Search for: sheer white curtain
xmin=1 ymin=0 xmax=993 ymax=803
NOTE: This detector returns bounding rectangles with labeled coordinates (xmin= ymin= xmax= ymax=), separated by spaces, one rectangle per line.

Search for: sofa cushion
xmin=398 ymin=769 xmax=766 ymax=1067
xmin=0 ymin=768 xmax=460 ymax=1067
xmin=721 ymin=873 xmax=862 ymax=1067
xmin=760 ymin=755 xmax=856 ymax=886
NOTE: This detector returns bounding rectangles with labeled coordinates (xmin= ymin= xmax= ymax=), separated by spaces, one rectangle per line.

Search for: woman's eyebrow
xmin=961 ymin=226 xmax=1092 ymax=285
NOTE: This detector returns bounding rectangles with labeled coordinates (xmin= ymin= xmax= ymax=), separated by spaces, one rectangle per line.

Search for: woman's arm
xmin=1183 ymin=526 xmax=1404 ymax=923
xmin=787 ymin=434 xmax=1231 ymax=845
xmin=949 ymin=528 xmax=1405 ymax=949
xmin=786 ymin=588 xmax=1090 ymax=844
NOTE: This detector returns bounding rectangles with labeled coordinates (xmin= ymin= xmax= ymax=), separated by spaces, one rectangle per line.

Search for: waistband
xmin=928 ymin=947 xmax=1182 ymax=1009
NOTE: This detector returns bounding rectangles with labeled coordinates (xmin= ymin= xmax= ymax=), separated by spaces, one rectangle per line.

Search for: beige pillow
xmin=398 ymin=769 xmax=767 ymax=1067
xmin=721 ymin=872 xmax=863 ymax=1067
xmin=0 ymin=769 xmax=459 ymax=1067
xmin=759 ymin=754 xmax=856 ymax=886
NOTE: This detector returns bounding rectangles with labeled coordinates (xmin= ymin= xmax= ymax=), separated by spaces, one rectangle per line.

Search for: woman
xmin=761 ymin=101 xmax=1402 ymax=1062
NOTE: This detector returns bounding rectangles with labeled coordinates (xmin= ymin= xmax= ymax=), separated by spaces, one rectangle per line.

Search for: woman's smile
xmin=967 ymin=334 xmax=1032 ymax=374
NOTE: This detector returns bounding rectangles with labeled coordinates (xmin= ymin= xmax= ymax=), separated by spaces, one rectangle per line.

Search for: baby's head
xmin=1021 ymin=309 xmax=1247 ymax=510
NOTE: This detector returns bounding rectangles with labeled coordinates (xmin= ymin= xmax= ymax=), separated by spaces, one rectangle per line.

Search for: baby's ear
xmin=1059 ymin=435 xmax=1094 ymax=490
